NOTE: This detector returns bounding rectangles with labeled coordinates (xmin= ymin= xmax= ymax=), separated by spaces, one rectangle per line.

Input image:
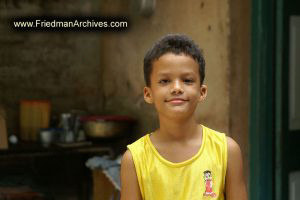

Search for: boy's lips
xmin=165 ymin=98 xmax=188 ymax=104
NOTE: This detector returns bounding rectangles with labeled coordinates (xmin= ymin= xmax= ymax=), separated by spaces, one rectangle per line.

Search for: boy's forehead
xmin=151 ymin=53 xmax=199 ymax=74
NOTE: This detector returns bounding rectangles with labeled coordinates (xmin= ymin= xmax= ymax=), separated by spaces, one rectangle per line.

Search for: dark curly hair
xmin=143 ymin=34 xmax=205 ymax=86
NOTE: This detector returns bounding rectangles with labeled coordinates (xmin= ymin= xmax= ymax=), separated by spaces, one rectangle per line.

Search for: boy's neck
xmin=155 ymin=116 xmax=202 ymax=142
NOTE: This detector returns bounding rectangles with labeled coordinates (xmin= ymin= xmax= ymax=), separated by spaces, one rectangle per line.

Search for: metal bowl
xmin=81 ymin=116 xmax=134 ymax=138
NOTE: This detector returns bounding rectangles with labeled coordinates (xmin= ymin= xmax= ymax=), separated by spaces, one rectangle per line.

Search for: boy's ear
xmin=198 ymin=84 xmax=207 ymax=102
xmin=144 ymin=87 xmax=153 ymax=104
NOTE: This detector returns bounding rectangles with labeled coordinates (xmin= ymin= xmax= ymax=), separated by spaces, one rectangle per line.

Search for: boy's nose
xmin=170 ymin=80 xmax=183 ymax=95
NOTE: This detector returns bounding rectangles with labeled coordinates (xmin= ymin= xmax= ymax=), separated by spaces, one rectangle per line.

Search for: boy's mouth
xmin=165 ymin=98 xmax=188 ymax=104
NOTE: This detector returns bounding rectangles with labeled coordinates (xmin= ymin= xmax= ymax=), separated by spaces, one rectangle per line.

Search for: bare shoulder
xmin=121 ymin=150 xmax=134 ymax=167
xmin=120 ymin=150 xmax=142 ymax=200
xmin=226 ymin=136 xmax=243 ymax=174
xmin=121 ymin=150 xmax=136 ymax=182
xmin=225 ymin=136 xmax=248 ymax=200
xmin=226 ymin=136 xmax=243 ymax=159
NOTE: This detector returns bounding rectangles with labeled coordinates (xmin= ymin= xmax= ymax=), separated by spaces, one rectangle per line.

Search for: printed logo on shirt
xmin=203 ymin=170 xmax=217 ymax=198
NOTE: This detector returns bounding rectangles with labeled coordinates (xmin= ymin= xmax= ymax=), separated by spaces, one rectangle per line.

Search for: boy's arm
xmin=225 ymin=137 xmax=248 ymax=200
xmin=120 ymin=150 xmax=143 ymax=200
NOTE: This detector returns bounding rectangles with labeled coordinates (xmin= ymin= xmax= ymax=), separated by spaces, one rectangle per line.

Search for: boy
xmin=121 ymin=34 xmax=247 ymax=200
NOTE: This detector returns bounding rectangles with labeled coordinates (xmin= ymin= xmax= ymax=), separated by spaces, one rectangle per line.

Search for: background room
xmin=0 ymin=0 xmax=299 ymax=200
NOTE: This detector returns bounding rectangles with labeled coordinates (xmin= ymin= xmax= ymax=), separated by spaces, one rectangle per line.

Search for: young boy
xmin=120 ymin=34 xmax=247 ymax=200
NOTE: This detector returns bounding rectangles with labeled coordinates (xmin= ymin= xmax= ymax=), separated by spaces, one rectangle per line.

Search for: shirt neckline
xmin=145 ymin=124 xmax=206 ymax=168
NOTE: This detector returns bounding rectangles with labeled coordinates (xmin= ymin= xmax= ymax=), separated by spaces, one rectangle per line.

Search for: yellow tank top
xmin=127 ymin=125 xmax=227 ymax=200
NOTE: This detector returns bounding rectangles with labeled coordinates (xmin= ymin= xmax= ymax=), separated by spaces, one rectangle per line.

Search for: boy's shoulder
xmin=203 ymin=125 xmax=227 ymax=143
xmin=127 ymin=134 xmax=150 ymax=154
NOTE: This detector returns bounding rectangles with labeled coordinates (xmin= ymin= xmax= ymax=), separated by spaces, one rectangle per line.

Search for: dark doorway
xmin=250 ymin=0 xmax=300 ymax=200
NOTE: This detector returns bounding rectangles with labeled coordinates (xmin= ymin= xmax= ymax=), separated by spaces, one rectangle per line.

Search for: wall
xmin=0 ymin=0 xmax=250 ymax=185
xmin=99 ymin=0 xmax=231 ymax=135
xmin=0 ymin=0 xmax=104 ymax=134
xmin=99 ymin=0 xmax=250 ymax=183
xmin=229 ymin=0 xmax=250 ymax=181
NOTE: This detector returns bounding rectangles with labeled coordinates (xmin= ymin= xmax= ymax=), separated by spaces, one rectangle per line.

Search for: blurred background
xmin=0 ymin=0 xmax=299 ymax=199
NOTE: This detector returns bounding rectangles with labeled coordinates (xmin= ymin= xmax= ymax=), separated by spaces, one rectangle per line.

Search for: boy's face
xmin=144 ymin=53 xmax=207 ymax=120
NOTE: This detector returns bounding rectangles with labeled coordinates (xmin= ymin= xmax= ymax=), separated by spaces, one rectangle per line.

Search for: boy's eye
xmin=158 ymin=79 xmax=170 ymax=84
xmin=183 ymin=79 xmax=194 ymax=84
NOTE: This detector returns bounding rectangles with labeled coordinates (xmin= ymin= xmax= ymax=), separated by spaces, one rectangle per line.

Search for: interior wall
xmin=0 ymin=0 xmax=103 ymax=134
xmin=99 ymin=0 xmax=250 ymax=184
xmin=99 ymin=0 xmax=231 ymax=136
xmin=0 ymin=0 xmax=250 ymax=184
xmin=229 ymin=0 xmax=251 ymax=183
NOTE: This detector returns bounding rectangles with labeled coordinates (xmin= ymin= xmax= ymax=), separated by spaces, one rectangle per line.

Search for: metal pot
xmin=80 ymin=116 xmax=134 ymax=138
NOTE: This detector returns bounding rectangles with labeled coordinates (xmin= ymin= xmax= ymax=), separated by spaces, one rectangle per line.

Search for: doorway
xmin=250 ymin=0 xmax=300 ymax=199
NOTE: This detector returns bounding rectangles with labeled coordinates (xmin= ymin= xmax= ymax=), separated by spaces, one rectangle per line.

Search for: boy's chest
xmin=142 ymin=150 xmax=225 ymax=200
xmin=155 ymin=142 xmax=202 ymax=163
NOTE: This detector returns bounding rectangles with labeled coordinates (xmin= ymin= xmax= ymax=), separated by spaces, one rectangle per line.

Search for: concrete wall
xmin=0 ymin=0 xmax=250 ymax=184
xmin=99 ymin=0 xmax=250 ymax=183
xmin=0 ymin=0 xmax=104 ymax=134
xmin=99 ymin=0 xmax=231 ymax=135
xmin=229 ymin=0 xmax=250 ymax=182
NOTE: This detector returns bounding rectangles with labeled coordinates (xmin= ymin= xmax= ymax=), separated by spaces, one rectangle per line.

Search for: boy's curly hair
xmin=143 ymin=34 xmax=205 ymax=86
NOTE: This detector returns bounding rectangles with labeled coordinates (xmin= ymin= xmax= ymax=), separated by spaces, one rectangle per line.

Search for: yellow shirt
xmin=127 ymin=125 xmax=227 ymax=200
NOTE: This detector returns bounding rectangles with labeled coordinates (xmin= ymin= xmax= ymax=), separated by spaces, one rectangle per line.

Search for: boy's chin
xmin=166 ymin=105 xmax=196 ymax=114
xmin=162 ymin=109 xmax=195 ymax=120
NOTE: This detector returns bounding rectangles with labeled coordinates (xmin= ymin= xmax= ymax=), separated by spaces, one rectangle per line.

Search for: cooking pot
xmin=80 ymin=115 xmax=134 ymax=138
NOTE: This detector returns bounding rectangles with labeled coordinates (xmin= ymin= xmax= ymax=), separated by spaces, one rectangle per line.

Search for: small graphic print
xmin=203 ymin=170 xmax=217 ymax=197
